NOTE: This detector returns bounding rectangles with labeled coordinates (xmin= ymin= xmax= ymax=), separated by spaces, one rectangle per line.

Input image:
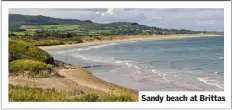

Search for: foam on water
xmin=130 ymin=41 xmax=137 ymax=43
xmin=151 ymin=69 xmax=170 ymax=82
xmin=197 ymin=77 xmax=224 ymax=89
xmin=70 ymin=54 xmax=112 ymax=64
xmin=57 ymin=43 xmax=118 ymax=54
xmin=114 ymin=60 xmax=142 ymax=75
xmin=219 ymin=57 xmax=224 ymax=60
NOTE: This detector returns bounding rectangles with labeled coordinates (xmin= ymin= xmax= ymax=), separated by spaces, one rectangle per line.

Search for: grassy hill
xmin=9 ymin=38 xmax=54 ymax=63
xmin=9 ymin=38 xmax=57 ymax=78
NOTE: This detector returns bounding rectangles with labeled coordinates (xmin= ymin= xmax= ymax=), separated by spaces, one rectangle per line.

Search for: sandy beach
xmin=39 ymin=34 xmax=222 ymax=51
xmin=9 ymin=33 xmax=223 ymax=101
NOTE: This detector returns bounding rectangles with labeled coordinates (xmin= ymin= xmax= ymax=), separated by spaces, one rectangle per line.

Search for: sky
xmin=9 ymin=8 xmax=224 ymax=32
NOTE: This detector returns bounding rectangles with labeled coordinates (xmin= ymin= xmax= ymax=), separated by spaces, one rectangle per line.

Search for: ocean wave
xmin=151 ymin=69 xmax=170 ymax=82
xmin=219 ymin=57 xmax=224 ymax=60
xmin=70 ymin=54 xmax=112 ymax=64
xmin=214 ymin=71 xmax=224 ymax=75
xmin=57 ymin=43 xmax=118 ymax=54
xmin=129 ymin=41 xmax=137 ymax=43
xmin=134 ymin=65 xmax=141 ymax=74
xmin=197 ymin=77 xmax=224 ymax=89
xmin=114 ymin=60 xmax=141 ymax=74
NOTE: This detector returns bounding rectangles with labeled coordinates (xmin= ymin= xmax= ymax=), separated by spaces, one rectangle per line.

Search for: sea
xmin=51 ymin=36 xmax=224 ymax=91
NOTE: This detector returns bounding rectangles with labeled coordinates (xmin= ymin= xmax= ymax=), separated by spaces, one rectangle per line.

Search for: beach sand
xmin=39 ymin=34 xmax=222 ymax=51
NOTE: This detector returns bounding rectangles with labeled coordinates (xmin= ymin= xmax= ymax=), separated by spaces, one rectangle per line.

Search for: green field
xmin=40 ymin=25 xmax=81 ymax=31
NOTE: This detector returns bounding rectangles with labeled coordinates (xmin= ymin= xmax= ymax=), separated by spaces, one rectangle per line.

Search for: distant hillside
xmin=9 ymin=14 xmax=92 ymax=31
xmin=9 ymin=14 xmax=223 ymax=35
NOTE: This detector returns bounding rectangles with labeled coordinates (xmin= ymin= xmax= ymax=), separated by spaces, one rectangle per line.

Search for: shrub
xmin=9 ymin=60 xmax=58 ymax=78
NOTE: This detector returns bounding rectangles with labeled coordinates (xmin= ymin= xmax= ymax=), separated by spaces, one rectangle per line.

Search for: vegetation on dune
xmin=9 ymin=39 xmax=54 ymax=63
xmin=97 ymin=93 xmax=136 ymax=102
xmin=9 ymin=36 xmax=66 ymax=46
xmin=9 ymin=60 xmax=58 ymax=78
xmin=9 ymin=84 xmax=67 ymax=101
xmin=9 ymin=38 xmax=58 ymax=78
xmin=9 ymin=84 xmax=137 ymax=102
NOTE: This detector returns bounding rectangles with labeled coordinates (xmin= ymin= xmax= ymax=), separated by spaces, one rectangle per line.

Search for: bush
xmin=9 ymin=39 xmax=54 ymax=64
xmin=9 ymin=60 xmax=58 ymax=78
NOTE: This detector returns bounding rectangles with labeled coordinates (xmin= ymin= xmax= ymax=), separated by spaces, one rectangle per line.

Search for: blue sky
xmin=9 ymin=8 xmax=224 ymax=32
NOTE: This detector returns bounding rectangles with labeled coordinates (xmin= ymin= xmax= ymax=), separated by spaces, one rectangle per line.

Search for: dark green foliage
xmin=34 ymin=30 xmax=77 ymax=38
xmin=9 ymin=39 xmax=54 ymax=63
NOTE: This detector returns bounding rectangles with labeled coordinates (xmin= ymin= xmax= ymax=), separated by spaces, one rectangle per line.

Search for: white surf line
xmin=197 ymin=77 xmax=224 ymax=89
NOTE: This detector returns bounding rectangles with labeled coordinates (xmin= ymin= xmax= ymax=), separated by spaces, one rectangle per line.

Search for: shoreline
xmin=37 ymin=34 xmax=223 ymax=93
xmin=39 ymin=34 xmax=223 ymax=51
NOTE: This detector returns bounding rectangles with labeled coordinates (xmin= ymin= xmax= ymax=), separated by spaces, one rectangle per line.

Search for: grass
xmin=9 ymin=60 xmax=58 ymax=78
xmin=40 ymin=25 xmax=80 ymax=31
xmin=9 ymin=36 xmax=66 ymax=46
xmin=9 ymin=38 xmax=54 ymax=64
xmin=9 ymin=84 xmax=137 ymax=102
xmin=9 ymin=84 xmax=67 ymax=101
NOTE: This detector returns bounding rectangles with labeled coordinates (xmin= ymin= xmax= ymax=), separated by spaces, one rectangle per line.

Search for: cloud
xmin=9 ymin=8 xmax=224 ymax=31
